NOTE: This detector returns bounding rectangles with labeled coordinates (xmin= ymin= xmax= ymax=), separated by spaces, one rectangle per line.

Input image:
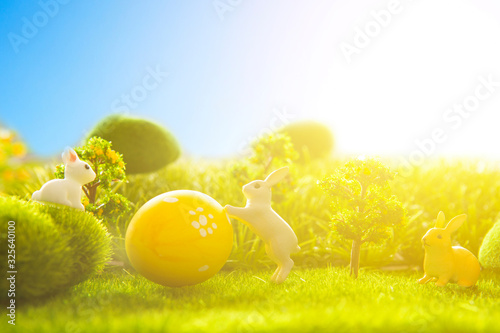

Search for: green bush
xmin=279 ymin=121 xmax=334 ymax=161
xmin=0 ymin=197 xmax=111 ymax=300
xmin=40 ymin=205 xmax=112 ymax=283
xmin=87 ymin=114 xmax=181 ymax=174
xmin=479 ymin=221 xmax=500 ymax=271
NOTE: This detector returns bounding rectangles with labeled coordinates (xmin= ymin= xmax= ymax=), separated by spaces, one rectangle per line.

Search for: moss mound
xmin=87 ymin=115 xmax=181 ymax=174
xmin=0 ymin=197 xmax=111 ymax=300
xmin=279 ymin=121 xmax=334 ymax=160
xmin=479 ymin=221 xmax=500 ymax=271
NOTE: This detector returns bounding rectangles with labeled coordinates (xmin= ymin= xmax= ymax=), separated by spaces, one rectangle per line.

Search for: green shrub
xmin=40 ymin=205 xmax=112 ymax=283
xmin=479 ymin=221 xmax=500 ymax=271
xmin=87 ymin=114 xmax=181 ymax=174
xmin=279 ymin=121 xmax=334 ymax=161
xmin=0 ymin=197 xmax=73 ymax=298
xmin=0 ymin=197 xmax=111 ymax=300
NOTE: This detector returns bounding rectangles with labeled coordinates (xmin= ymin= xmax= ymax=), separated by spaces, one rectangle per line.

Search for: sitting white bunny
xmin=225 ymin=166 xmax=300 ymax=284
xmin=32 ymin=148 xmax=96 ymax=211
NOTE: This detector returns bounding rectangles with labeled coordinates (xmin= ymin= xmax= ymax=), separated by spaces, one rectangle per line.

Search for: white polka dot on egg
xmin=198 ymin=265 xmax=209 ymax=272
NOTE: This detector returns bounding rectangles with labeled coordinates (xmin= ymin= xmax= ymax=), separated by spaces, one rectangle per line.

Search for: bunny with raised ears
xmin=32 ymin=148 xmax=96 ymax=211
xmin=225 ymin=166 xmax=300 ymax=284
xmin=419 ymin=211 xmax=480 ymax=287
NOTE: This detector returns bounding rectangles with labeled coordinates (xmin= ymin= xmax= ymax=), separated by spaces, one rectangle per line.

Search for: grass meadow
xmin=4 ymin=155 xmax=500 ymax=333
xmin=13 ymin=268 xmax=500 ymax=333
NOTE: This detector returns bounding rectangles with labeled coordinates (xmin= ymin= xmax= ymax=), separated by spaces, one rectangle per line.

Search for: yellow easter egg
xmin=125 ymin=190 xmax=233 ymax=287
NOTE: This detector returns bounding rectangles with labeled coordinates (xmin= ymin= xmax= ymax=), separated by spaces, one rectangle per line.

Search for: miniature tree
xmin=319 ymin=157 xmax=405 ymax=278
xmin=55 ymin=136 xmax=131 ymax=219
xmin=248 ymin=132 xmax=298 ymax=175
xmin=230 ymin=132 xmax=298 ymax=202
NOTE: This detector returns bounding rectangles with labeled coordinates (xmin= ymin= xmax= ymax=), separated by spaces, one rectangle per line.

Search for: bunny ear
xmin=445 ymin=214 xmax=467 ymax=234
xmin=264 ymin=167 xmax=289 ymax=186
xmin=62 ymin=147 xmax=78 ymax=164
xmin=435 ymin=211 xmax=446 ymax=228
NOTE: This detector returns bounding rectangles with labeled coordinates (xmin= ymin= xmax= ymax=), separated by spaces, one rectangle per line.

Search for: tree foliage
xmin=229 ymin=132 xmax=298 ymax=202
xmin=319 ymin=157 xmax=405 ymax=277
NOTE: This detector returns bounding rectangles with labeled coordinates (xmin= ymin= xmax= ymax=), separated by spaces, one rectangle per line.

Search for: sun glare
xmin=305 ymin=0 xmax=500 ymax=158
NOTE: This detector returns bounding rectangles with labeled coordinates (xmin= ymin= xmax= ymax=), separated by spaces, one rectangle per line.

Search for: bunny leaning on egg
xmin=225 ymin=166 xmax=300 ymax=284
xmin=32 ymin=147 xmax=96 ymax=211
xmin=419 ymin=211 xmax=480 ymax=287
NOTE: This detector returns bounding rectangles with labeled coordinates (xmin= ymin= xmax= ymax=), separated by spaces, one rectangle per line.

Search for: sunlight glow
xmin=304 ymin=0 xmax=500 ymax=158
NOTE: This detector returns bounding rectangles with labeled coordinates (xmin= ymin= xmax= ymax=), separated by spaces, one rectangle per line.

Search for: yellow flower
xmin=118 ymin=161 xmax=125 ymax=168
xmin=97 ymin=209 xmax=103 ymax=216
xmin=95 ymin=148 xmax=104 ymax=156
xmin=12 ymin=142 xmax=26 ymax=157
xmin=15 ymin=169 xmax=30 ymax=181
xmin=106 ymin=149 xmax=118 ymax=163
xmin=363 ymin=167 xmax=371 ymax=175
xmin=2 ymin=170 xmax=14 ymax=181
xmin=0 ymin=149 xmax=5 ymax=165
xmin=0 ymin=129 xmax=13 ymax=143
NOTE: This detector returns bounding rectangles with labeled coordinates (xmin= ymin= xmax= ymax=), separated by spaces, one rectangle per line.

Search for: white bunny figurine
xmin=32 ymin=147 xmax=96 ymax=211
xmin=225 ymin=166 xmax=300 ymax=284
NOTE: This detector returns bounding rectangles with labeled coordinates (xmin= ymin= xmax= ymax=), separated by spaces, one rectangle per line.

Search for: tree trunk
xmin=350 ymin=239 xmax=362 ymax=279
xmin=88 ymin=185 xmax=98 ymax=204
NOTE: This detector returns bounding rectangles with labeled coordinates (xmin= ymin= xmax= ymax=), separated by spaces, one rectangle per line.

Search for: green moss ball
xmin=479 ymin=221 xmax=500 ymax=271
xmin=279 ymin=121 xmax=334 ymax=160
xmin=0 ymin=197 xmax=111 ymax=300
xmin=87 ymin=115 xmax=181 ymax=174
xmin=40 ymin=205 xmax=112 ymax=285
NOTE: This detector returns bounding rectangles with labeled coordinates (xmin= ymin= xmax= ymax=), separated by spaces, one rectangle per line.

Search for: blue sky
xmin=1 ymin=0 xmax=500 ymax=159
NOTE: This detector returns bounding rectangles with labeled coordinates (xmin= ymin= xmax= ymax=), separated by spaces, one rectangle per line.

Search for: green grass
xmin=13 ymin=268 xmax=500 ymax=333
